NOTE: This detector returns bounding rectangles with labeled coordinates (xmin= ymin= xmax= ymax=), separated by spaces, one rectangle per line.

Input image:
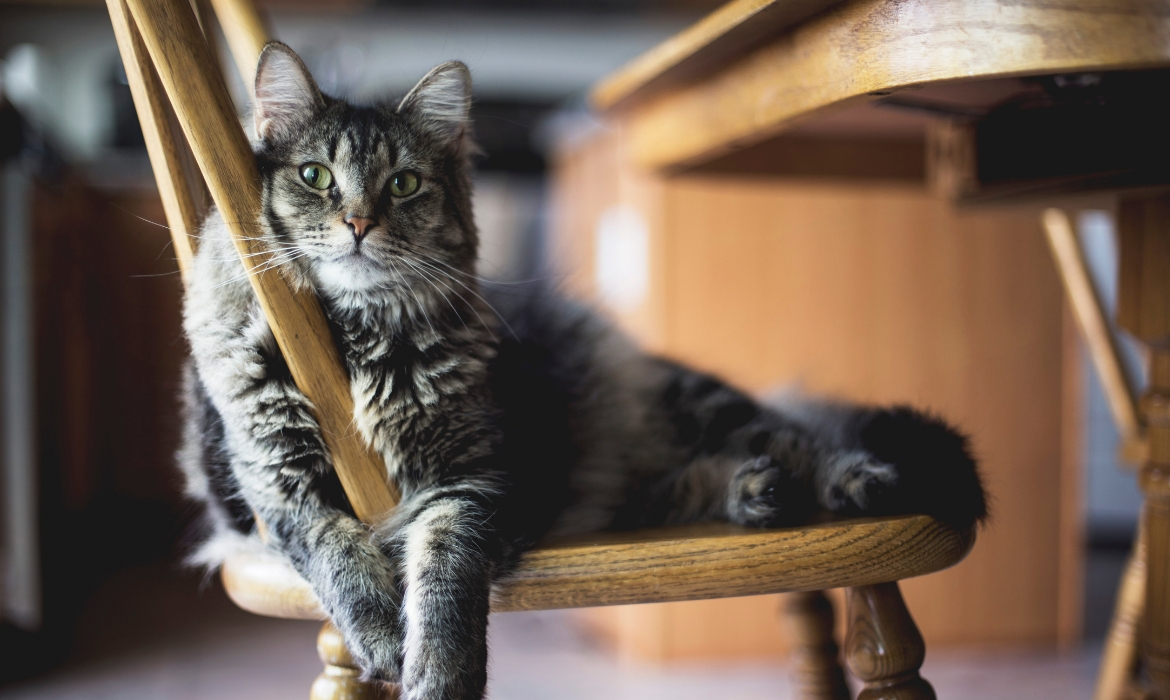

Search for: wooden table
xmin=577 ymin=1 xmax=1170 ymax=697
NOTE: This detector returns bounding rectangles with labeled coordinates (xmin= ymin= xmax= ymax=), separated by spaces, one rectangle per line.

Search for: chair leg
xmin=783 ymin=591 xmax=850 ymax=700
xmin=845 ymin=582 xmax=936 ymax=700
xmin=310 ymin=621 xmax=397 ymax=700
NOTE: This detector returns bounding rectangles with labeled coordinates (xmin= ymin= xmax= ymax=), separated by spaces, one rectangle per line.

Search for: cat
xmin=179 ymin=41 xmax=986 ymax=700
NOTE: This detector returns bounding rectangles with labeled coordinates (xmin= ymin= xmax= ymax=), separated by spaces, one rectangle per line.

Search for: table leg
xmin=1142 ymin=357 xmax=1170 ymax=697
xmin=1095 ymin=517 xmax=1148 ymax=700
xmin=1117 ymin=195 xmax=1170 ymax=699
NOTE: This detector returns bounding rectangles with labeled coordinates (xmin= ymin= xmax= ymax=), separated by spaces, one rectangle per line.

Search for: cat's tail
xmin=766 ymin=392 xmax=988 ymax=531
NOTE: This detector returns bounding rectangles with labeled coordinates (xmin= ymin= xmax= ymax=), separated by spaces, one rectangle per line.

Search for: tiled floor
xmin=2 ymin=561 xmax=1102 ymax=700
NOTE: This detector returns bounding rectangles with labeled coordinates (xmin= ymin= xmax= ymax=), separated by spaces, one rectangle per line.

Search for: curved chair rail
xmin=222 ymin=514 xmax=974 ymax=620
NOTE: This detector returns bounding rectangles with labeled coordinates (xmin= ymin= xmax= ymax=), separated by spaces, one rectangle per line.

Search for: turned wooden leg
xmin=310 ymin=621 xmax=397 ymax=700
xmin=1117 ymin=196 xmax=1170 ymax=700
xmin=1095 ymin=516 xmax=1148 ymax=700
xmin=782 ymin=591 xmax=850 ymax=700
xmin=845 ymin=582 xmax=935 ymax=700
xmin=1143 ymin=360 xmax=1170 ymax=698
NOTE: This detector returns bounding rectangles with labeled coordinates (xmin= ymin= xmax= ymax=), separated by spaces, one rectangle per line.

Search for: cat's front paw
xmin=727 ymin=456 xmax=817 ymax=527
xmin=332 ymin=611 xmax=403 ymax=685
xmin=820 ymin=451 xmax=899 ymax=515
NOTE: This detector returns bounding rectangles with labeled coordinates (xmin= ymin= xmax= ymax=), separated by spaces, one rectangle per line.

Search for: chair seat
xmin=222 ymin=515 xmax=973 ymax=620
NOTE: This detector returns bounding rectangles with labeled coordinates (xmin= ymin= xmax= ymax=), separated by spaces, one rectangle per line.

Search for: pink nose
xmin=345 ymin=215 xmax=376 ymax=240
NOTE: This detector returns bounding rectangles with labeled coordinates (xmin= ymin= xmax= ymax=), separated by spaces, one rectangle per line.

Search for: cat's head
xmin=252 ymin=42 xmax=477 ymax=303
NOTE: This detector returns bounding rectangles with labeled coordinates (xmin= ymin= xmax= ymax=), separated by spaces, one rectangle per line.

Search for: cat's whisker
xmin=408 ymin=246 xmax=548 ymax=286
xmin=411 ymin=260 xmax=496 ymax=336
xmin=208 ymin=250 xmax=309 ymax=289
xmin=402 ymin=259 xmax=494 ymax=335
xmin=409 ymin=258 xmax=517 ymax=340
xmin=399 ymin=258 xmax=471 ymax=333
xmin=110 ymin=203 xmax=173 ymax=232
xmin=154 ymin=238 xmax=176 ymax=263
xmin=129 ymin=269 xmax=184 ymax=278
xmin=388 ymin=260 xmax=436 ymax=335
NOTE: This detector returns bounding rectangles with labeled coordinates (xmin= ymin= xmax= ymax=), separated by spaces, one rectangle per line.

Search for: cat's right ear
xmin=254 ymin=42 xmax=324 ymax=142
xmin=398 ymin=61 xmax=472 ymax=147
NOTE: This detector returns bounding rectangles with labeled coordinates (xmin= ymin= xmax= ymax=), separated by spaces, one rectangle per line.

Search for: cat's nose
xmin=344 ymin=215 xmax=376 ymax=241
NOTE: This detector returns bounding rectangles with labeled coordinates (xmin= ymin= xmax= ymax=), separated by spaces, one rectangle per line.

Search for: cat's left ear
xmin=398 ymin=61 xmax=472 ymax=146
xmin=254 ymin=42 xmax=324 ymax=142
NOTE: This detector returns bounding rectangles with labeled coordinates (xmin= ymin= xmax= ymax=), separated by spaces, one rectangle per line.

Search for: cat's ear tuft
xmin=254 ymin=42 xmax=324 ymax=141
xmin=398 ymin=61 xmax=472 ymax=145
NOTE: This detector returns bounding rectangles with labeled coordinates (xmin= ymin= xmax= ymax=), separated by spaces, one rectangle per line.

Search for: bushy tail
xmin=766 ymin=392 xmax=988 ymax=531
xmin=854 ymin=405 xmax=988 ymax=531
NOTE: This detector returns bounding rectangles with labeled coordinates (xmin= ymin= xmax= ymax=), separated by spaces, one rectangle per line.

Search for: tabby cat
xmin=180 ymin=42 xmax=986 ymax=700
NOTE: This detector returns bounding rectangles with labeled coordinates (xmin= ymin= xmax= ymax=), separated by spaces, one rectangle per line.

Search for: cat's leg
xmin=649 ymin=362 xmax=985 ymax=530
xmin=187 ymin=299 xmax=404 ymax=679
xmin=378 ymin=479 xmax=501 ymax=700
xmin=623 ymin=451 xmax=819 ymax=528
xmin=647 ymin=363 xmax=845 ymax=527
xmin=779 ymin=401 xmax=987 ymax=530
xmin=718 ymin=408 xmax=980 ymax=529
xmin=641 ymin=425 xmax=924 ymax=529
xmin=631 ymin=443 xmax=893 ymax=529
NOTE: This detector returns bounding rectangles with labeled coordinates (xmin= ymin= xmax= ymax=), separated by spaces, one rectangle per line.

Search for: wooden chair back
xmin=106 ymin=0 xmax=399 ymax=522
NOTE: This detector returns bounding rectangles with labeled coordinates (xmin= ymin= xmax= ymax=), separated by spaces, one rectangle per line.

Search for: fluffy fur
xmin=180 ymin=42 xmax=987 ymax=700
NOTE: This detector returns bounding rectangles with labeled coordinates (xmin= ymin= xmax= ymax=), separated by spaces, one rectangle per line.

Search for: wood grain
xmin=1117 ymin=200 xmax=1170 ymax=699
xmin=695 ymin=134 xmax=924 ymax=182
xmin=1118 ymin=196 xmax=1170 ymax=344
xmin=1140 ymin=351 xmax=1170 ymax=700
xmin=221 ymin=515 xmax=973 ymax=620
xmin=591 ymin=0 xmax=843 ymax=112
xmin=1059 ymin=304 xmax=1087 ymax=647
xmin=123 ymin=0 xmax=399 ymax=521
xmin=107 ymin=0 xmax=207 ymax=280
xmin=605 ymin=0 xmax=1170 ymax=170
xmin=782 ymin=591 xmax=850 ymax=700
xmin=1044 ymin=209 xmax=1143 ymax=443
xmin=208 ymin=0 xmax=267 ymax=92
xmin=845 ymin=582 xmax=935 ymax=700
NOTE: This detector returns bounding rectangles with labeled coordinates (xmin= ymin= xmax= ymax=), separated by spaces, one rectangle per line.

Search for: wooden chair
xmin=107 ymin=0 xmax=975 ymax=697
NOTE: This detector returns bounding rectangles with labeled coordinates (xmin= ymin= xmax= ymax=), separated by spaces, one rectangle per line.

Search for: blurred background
xmin=0 ymin=0 xmax=1146 ymax=698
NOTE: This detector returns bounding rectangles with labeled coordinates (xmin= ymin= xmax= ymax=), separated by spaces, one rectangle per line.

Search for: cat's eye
xmin=389 ymin=171 xmax=420 ymax=197
xmin=299 ymin=163 xmax=333 ymax=190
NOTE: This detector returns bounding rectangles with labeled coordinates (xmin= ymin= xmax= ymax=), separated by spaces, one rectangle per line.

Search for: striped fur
xmin=179 ymin=42 xmax=986 ymax=699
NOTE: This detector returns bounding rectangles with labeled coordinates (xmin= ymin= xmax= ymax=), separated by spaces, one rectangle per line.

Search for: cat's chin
xmin=312 ymin=256 xmax=396 ymax=298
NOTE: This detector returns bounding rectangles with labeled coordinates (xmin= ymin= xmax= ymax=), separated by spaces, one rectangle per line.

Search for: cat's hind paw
xmin=727 ymin=456 xmax=818 ymax=527
xmin=820 ymin=451 xmax=899 ymax=515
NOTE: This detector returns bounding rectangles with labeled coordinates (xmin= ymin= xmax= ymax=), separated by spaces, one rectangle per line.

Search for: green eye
xmin=299 ymin=163 xmax=333 ymax=190
xmin=389 ymin=171 xmax=420 ymax=197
